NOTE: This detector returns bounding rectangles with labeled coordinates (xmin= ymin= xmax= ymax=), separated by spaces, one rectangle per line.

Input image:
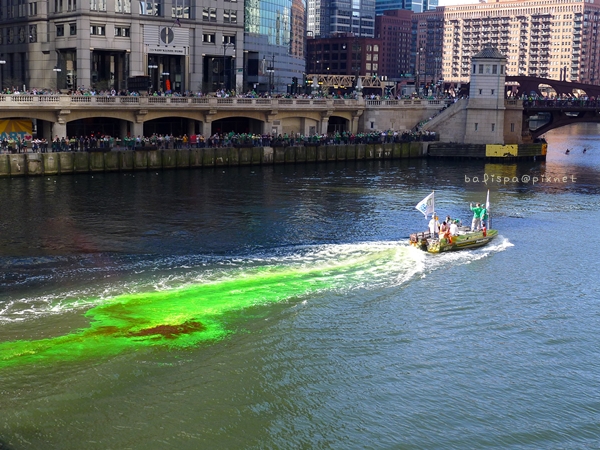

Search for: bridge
xmin=3 ymin=75 xmax=600 ymax=142
xmin=0 ymin=94 xmax=447 ymax=140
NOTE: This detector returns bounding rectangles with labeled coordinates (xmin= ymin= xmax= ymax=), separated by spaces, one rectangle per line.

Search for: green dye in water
xmin=1 ymin=247 xmax=403 ymax=369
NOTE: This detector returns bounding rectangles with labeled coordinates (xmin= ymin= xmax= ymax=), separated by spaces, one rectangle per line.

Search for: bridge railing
xmin=0 ymin=94 xmax=451 ymax=110
xmin=0 ymin=94 xmax=366 ymax=108
xmin=522 ymin=99 xmax=600 ymax=108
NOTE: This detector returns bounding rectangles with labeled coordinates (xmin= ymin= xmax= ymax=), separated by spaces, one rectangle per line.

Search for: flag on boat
xmin=485 ymin=189 xmax=491 ymax=229
xmin=415 ymin=191 xmax=435 ymax=218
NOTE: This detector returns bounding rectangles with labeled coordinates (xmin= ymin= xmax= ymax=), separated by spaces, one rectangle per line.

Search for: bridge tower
xmin=463 ymin=48 xmax=509 ymax=144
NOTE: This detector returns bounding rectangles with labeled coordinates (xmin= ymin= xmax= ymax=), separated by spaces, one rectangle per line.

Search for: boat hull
xmin=410 ymin=229 xmax=498 ymax=253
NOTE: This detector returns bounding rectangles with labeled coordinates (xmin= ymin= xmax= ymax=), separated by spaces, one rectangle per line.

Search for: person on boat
xmin=439 ymin=221 xmax=453 ymax=244
xmin=470 ymin=203 xmax=483 ymax=231
xmin=480 ymin=206 xmax=489 ymax=230
xmin=449 ymin=220 xmax=459 ymax=236
xmin=428 ymin=215 xmax=440 ymax=236
xmin=565 ymin=149 xmax=570 ymax=154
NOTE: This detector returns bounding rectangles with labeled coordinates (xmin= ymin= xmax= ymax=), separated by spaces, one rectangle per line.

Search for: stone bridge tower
xmin=464 ymin=48 xmax=508 ymax=144
xmin=422 ymin=47 xmax=525 ymax=145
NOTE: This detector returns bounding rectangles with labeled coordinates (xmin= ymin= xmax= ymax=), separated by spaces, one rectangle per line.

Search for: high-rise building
xmin=375 ymin=9 xmax=413 ymax=79
xmin=442 ymin=0 xmax=600 ymax=84
xmin=0 ymin=0 xmax=304 ymax=94
xmin=243 ymin=0 xmax=306 ymax=93
xmin=412 ymin=8 xmax=444 ymax=90
xmin=306 ymin=34 xmax=381 ymax=77
xmin=307 ymin=0 xmax=376 ymax=38
xmin=375 ymin=0 xmax=438 ymax=16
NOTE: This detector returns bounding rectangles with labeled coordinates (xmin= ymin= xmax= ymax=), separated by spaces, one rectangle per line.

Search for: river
xmin=1 ymin=123 xmax=599 ymax=449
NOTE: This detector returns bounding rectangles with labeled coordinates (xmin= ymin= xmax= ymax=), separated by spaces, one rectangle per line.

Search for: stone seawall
xmin=0 ymin=142 xmax=428 ymax=177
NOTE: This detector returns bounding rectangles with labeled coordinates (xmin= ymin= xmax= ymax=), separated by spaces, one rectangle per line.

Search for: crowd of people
xmin=1 ymin=84 xmax=456 ymax=102
xmin=0 ymin=129 xmax=438 ymax=154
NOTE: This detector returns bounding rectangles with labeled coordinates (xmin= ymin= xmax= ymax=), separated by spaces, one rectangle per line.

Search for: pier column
xmin=320 ymin=112 xmax=331 ymax=135
xmin=351 ymin=111 xmax=362 ymax=134
xmin=131 ymin=122 xmax=144 ymax=138
xmin=52 ymin=122 xmax=66 ymax=139
xmin=202 ymin=120 xmax=212 ymax=138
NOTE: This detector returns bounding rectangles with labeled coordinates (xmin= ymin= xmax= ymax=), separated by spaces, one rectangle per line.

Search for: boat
xmin=409 ymin=190 xmax=498 ymax=253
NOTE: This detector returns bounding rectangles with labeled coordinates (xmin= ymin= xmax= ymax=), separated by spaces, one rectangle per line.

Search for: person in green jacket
xmin=480 ymin=206 xmax=488 ymax=229
xmin=470 ymin=202 xmax=483 ymax=231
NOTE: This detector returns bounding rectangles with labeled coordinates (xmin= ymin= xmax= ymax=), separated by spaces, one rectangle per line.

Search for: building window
xmin=55 ymin=0 xmax=62 ymax=12
xmin=202 ymin=33 xmax=215 ymax=43
xmin=69 ymin=23 xmax=76 ymax=35
xmin=114 ymin=26 xmax=130 ymax=36
xmin=90 ymin=25 xmax=106 ymax=35
xmin=18 ymin=0 xmax=27 ymax=16
xmin=223 ymin=9 xmax=236 ymax=23
xmin=479 ymin=89 xmax=482 ymax=95
xmin=501 ymin=65 xmax=505 ymax=74
xmin=511 ymin=123 xmax=515 ymax=132
xmin=492 ymin=65 xmax=498 ymax=74
xmin=474 ymin=123 xmax=478 ymax=131
xmin=142 ymin=0 xmax=161 ymax=15
xmin=478 ymin=65 xmax=483 ymax=74
xmin=90 ymin=0 xmax=106 ymax=10
xmin=29 ymin=24 xmax=37 ymax=41
xmin=223 ymin=35 xmax=235 ymax=45
xmin=29 ymin=2 xmax=38 ymax=15
xmin=202 ymin=7 xmax=216 ymax=21
xmin=116 ymin=0 xmax=131 ymax=13
xmin=473 ymin=64 xmax=476 ymax=73
xmin=491 ymin=89 xmax=495 ymax=95
xmin=56 ymin=24 xmax=64 ymax=36
xmin=171 ymin=0 xmax=189 ymax=18
xmin=491 ymin=123 xmax=495 ymax=132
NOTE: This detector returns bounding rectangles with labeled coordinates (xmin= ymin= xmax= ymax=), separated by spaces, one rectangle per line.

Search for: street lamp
xmin=0 ymin=56 xmax=5 ymax=92
xmin=53 ymin=65 xmax=62 ymax=91
xmin=415 ymin=47 xmax=423 ymax=97
xmin=266 ymin=54 xmax=275 ymax=95
xmin=148 ymin=63 xmax=158 ymax=92
xmin=222 ymin=43 xmax=234 ymax=91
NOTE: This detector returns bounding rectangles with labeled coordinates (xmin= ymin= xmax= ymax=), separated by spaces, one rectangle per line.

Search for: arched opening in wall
xmin=572 ymin=88 xmax=588 ymax=99
xmin=211 ymin=117 xmax=263 ymax=135
xmin=538 ymin=83 xmax=557 ymax=98
xmin=67 ymin=118 xmax=123 ymax=138
xmin=327 ymin=116 xmax=348 ymax=133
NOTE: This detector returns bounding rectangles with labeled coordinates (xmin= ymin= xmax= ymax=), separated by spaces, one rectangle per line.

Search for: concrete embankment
xmin=0 ymin=142 xmax=427 ymax=177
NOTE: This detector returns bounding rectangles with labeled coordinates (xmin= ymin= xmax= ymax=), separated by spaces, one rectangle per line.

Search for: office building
xmin=443 ymin=0 xmax=600 ymax=84
xmin=376 ymin=0 xmax=438 ymax=16
xmin=307 ymin=0 xmax=376 ymax=38
xmin=375 ymin=9 xmax=413 ymax=79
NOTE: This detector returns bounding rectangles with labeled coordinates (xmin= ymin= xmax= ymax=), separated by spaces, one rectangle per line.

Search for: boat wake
xmin=0 ymin=239 xmax=512 ymax=368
